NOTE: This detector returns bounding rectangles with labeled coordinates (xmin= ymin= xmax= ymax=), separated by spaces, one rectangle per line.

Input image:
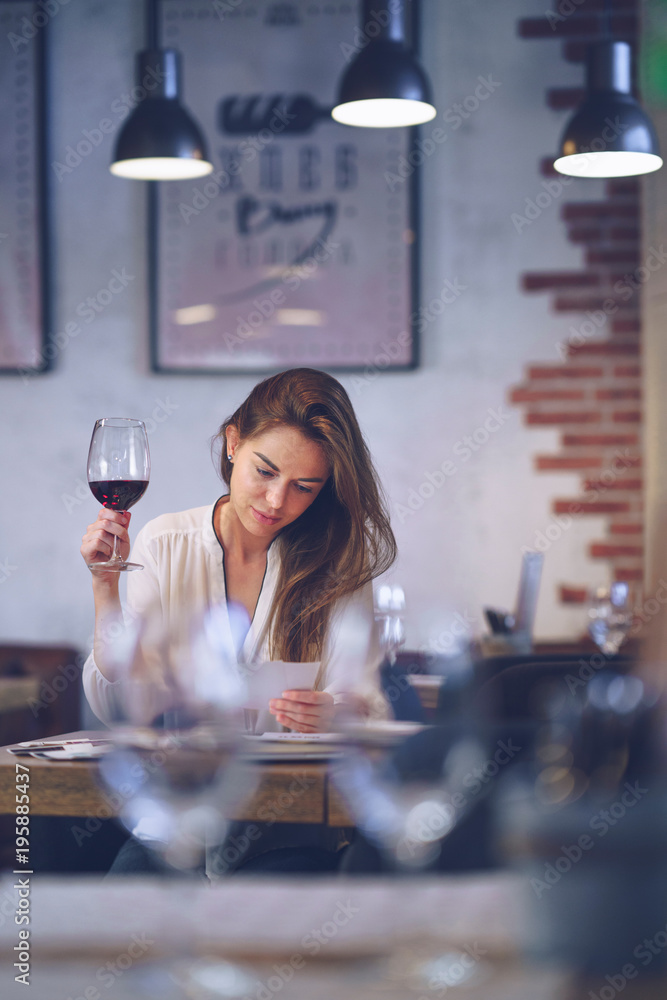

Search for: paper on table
xmin=240 ymin=661 xmax=320 ymax=733
xmin=31 ymin=744 xmax=112 ymax=760
xmin=245 ymin=731 xmax=346 ymax=742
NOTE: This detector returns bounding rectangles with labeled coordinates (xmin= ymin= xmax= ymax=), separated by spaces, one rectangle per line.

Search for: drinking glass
xmin=374 ymin=583 xmax=406 ymax=663
xmin=332 ymin=635 xmax=489 ymax=872
xmin=332 ymin=729 xmax=488 ymax=871
xmin=587 ymin=582 xmax=634 ymax=655
xmin=98 ymin=604 xmax=254 ymax=871
xmin=96 ymin=605 xmax=259 ymax=996
xmin=87 ymin=417 xmax=150 ymax=573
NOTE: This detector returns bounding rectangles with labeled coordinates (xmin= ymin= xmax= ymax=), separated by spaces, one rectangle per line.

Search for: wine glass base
xmin=88 ymin=560 xmax=144 ymax=573
xmin=115 ymin=957 xmax=256 ymax=999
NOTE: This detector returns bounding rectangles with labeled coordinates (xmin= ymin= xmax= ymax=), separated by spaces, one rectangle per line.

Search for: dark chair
xmin=0 ymin=643 xmax=82 ymax=746
xmin=343 ymin=656 xmax=637 ymax=876
xmin=470 ymin=655 xmax=634 ymax=722
xmin=472 ymin=650 xmax=634 ymax=685
xmin=380 ymin=657 xmax=426 ymax=723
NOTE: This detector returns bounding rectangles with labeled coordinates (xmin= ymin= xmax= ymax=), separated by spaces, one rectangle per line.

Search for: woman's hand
xmin=80 ymin=509 xmax=131 ymax=583
xmin=269 ymin=690 xmax=335 ymax=733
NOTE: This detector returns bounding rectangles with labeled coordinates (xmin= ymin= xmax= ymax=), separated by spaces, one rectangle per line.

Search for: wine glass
xmin=587 ymin=582 xmax=634 ymax=655
xmin=98 ymin=604 xmax=254 ymax=871
xmin=374 ymin=583 xmax=406 ymax=663
xmin=87 ymin=417 xmax=150 ymax=573
xmin=96 ymin=605 xmax=259 ymax=996
xmin=332 ymin=630 xmax=490 ymax=872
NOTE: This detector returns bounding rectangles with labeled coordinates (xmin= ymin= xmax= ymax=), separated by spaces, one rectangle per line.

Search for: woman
xmin=81 ymin=368 xmax=397 ymax=873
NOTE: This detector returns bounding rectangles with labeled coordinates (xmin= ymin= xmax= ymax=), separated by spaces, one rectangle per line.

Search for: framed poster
xmin=152 ymin=0 xmax=419 ymax=373
xmin=0 ymin=0 xmax=51 ymax=376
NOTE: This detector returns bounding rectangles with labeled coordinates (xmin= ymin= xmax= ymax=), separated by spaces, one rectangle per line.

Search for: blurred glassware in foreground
xmin=97 ymin=603 xmax=255 ymax=872
xmin=332 ymin=728 xmax=487 ymax=871
xmin=333 ymin=639 xmax=489 ymax=872
xmin=96 ymin=604 xmax=259 ymax=996
xmin=587 ymin=581 xmax=635 ymax=655
xmin=497 ymin=668 xmax=667 ymax=980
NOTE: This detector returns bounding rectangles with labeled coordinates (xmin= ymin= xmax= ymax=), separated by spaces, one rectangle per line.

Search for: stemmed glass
xmin=374 ymin=583 xmax=406 ymax=662
xmin=96 ymin=604 xmax=259 ymax=997
xmin=333 ymin=599 xmax=488 ymax=872
xmin=587 ymin=582 xmax=634 ymax=655
xmin=87 ymin=417 xmax=150 ymax=573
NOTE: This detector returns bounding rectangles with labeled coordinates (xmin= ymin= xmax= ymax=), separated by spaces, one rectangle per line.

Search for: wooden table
xmin=0 ymin=731 xmax=351 ymax=825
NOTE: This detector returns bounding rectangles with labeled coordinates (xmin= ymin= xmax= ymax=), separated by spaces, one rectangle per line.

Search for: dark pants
xmin=106 ymin=833 xmax=344 ymax=877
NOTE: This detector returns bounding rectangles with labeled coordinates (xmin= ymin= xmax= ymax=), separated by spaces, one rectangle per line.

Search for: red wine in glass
xmin=87 ymin=417 xmax=150 ymax=573
xmin=89 ymin=480 xmax=148 ymax=511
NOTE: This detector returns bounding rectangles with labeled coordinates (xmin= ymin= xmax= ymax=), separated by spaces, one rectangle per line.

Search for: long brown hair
xmin=216 ymin=368 xmax=396 ymax=662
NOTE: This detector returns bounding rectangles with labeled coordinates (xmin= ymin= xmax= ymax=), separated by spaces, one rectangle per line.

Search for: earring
xmin=228 ymin=453 xmax=233 ymax=461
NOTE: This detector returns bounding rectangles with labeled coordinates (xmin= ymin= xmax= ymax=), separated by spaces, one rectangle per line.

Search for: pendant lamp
xmin=332 ymin=0 xmax=436 ymax=128
xmin=554 ymin=38 xmax=662 ymax=179
xmin=110 ymin=0 xmax=213 ymax=180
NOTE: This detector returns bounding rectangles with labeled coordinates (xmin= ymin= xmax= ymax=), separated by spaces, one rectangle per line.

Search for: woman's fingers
xmin=269 ymin=702 xmax=320 ymax=724
xmin=269 ymin=691 xmax=335 ymax=732
xmin=81 ymin=510 xmax=131 ymax=564
xmin=94 ymin=509 xmax=131 ymax=534
xmin=281 ymin=690 xmax=328 ymax=704
xmin=273 ymin=713 xmax=319 ymax=733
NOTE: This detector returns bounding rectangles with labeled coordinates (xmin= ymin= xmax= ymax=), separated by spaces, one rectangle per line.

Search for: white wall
xmin=0 ymin=0 xmax=605 ymax=660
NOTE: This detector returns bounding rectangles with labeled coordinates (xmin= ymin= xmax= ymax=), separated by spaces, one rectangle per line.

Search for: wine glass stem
xmin=110 ymin=519 xmax=125 ymax=564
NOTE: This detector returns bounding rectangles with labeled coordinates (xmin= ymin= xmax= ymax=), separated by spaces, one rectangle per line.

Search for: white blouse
xmin=82 ymin=501 xmax=388 ymax=726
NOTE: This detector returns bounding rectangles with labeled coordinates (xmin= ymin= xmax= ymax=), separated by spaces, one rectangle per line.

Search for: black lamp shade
xmin=554 ymin=41 xmax=662 ymax=178
xmin=331 ymin=0 xmax=435 ymax=128
xmin=111 ymin=50 xmax=213 ymax=179
xmin=338 ymin=39 xmax=433 ymax=105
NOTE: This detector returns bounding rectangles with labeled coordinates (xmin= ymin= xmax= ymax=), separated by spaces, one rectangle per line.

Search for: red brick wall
xmin=512 ymin=0 xmax=643 ymax=605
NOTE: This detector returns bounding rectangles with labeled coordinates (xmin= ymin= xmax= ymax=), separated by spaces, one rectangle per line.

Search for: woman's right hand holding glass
xmin=81 ymin=509 xmax=132 ymax=584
